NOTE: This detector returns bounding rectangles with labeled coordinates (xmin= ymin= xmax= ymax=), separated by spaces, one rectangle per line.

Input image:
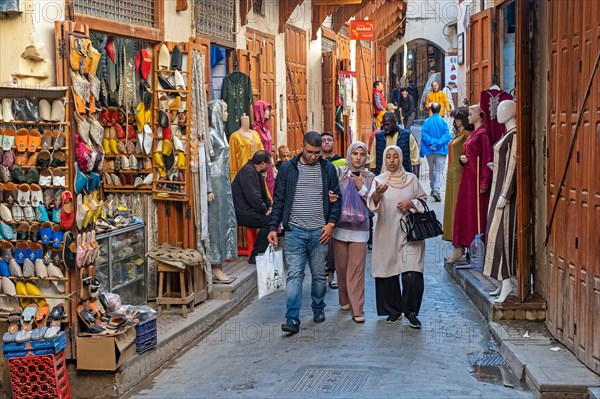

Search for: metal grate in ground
xmin=292 ymin=369 xmax=370 ymax=393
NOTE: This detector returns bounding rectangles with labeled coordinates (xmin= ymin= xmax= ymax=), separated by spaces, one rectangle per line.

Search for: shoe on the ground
xmin=432 ymin=191 xmax=441 ymax=202
xmin=386 ymin=314 xmax=401 ymax=324
xmin=352 ymin=316 xmax=365 ymax=323
xmin=247 ymin=256 xmax=256 ymax=265
xmin=340 ymin=304 xmax=350 ymax=310
xmin=406 ymin=312 xmax=422 ymax=329
xmin=367 ymin=244 xmax=372 ymax=251
xmin=281 ymin=318 xmax=299 ymax=334
xmin=313 ymin=308 xmax=325 ymax=323
xmin=328 ymin=280 xmax=338 ymax=289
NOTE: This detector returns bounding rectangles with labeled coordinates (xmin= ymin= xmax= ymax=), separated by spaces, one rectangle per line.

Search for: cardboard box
xmin=75 ymin=327 xmax=136 ymax=371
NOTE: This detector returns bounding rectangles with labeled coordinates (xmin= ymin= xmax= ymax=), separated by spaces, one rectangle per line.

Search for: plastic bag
xmin=256 ymin=244 xmax=286 ymax=298
xmin=339 ymin=179 xmax=369 ymax=224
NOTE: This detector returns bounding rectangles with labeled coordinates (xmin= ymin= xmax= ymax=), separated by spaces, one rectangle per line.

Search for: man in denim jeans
xmin=267 ymin=131 xmax=342 ymax=335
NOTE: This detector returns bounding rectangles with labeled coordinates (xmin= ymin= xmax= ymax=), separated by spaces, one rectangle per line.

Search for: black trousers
xmin=236 ymin=214 xmax=270 ymax=261
xmin=325 ymin=242 xmax=335 ymax=275
xmin=375 ymin=271 xmax=424 ymax=317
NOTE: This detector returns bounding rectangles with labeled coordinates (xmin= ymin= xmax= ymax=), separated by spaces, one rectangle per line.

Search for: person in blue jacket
xmin=420 ymin=102 xmax=452 ymax=202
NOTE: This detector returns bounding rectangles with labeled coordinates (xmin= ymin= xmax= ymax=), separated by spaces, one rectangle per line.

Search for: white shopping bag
xmin=255 ymin=244 xmax=286 ymax=298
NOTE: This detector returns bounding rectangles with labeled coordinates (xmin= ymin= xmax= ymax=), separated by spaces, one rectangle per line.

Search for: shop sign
xmin=349 ymin=20 xmax=375 ymax=41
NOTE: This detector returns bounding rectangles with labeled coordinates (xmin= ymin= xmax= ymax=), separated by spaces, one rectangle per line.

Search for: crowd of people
xmin=230 ymin=80 xmax=471 ymax=335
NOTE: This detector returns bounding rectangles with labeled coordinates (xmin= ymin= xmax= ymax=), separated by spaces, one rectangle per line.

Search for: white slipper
xmin=39 ymin=99 xmax=51 ymax=121
xmin=158 ymin=44 xmax=170 ymax=78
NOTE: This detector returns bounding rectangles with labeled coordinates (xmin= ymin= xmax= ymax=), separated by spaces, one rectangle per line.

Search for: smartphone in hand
xmin=352 ymin=171 xmax=361 ymax=177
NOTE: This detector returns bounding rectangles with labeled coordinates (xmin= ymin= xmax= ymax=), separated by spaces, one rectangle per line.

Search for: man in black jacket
xmin=231 ymin=150 xmax=272 ymax=264
xmin=398 ymin=87 xmax=416 ymax=130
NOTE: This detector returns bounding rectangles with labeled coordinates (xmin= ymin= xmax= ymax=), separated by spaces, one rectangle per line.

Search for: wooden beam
xmin=312 ymin=5 xmax=341 ymax=40
xmin=240 ymin=0 xmax=258 ymax=26
xmin=313 ymin=0 xmax=362 ymax=5
xmin=73 ymin=14 xmax=164 ymax=42
xmin=279 ymin=0 xmax=305 ymax=33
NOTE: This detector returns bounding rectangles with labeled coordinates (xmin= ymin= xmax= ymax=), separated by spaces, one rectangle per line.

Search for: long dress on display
xmin=452 ymin=125 xmax=493 ymax=247
xmin=207 ymin=100 xmax=238 ymax=264
xmin=480 ymin=88 xmax=513 ymax=144
xmin=442 ymin=128 xmax=471 ymax=241
xmin=483 ymin=128 xmax=517 ymax=280
xmin=228 ymin=129 xmax=264 ymax=181
xmin=252 ymin=100 xmax=275 ymax=195
xmin=221 ymin=72 xmax=253 ymax=137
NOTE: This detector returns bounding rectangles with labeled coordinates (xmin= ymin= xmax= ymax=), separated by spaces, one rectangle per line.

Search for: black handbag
xmin=400 ymin=199 xmax=443 ymax=242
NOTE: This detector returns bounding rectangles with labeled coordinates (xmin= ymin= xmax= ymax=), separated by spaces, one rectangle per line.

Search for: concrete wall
xmin=0 ymin=0 xmax=64 ymax=87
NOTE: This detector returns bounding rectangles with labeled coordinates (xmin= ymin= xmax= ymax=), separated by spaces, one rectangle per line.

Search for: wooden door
xmin=322 ymin=51 xmax=338 ymax=150
xmin=467 ymin=8 xmax=494 ymax=104
xmin=285 ymin=25 xmax=307 ymax=154
xmin=546 ymin=0 xmax=600 ymax=374
xmin=376 ymin=45 xmax=387 ymax=87
xmin=355 ymin=44 xmax=373 ymax=145
xmin=246 ymin=30 xmax=277 ymax=144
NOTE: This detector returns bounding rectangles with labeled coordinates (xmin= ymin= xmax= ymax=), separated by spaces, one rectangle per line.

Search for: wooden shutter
xmin=546 ymin=0 xmax=600 ymax=374
xmin=322 ymin=51 xmax=337 ymax=148
xmin=285 ymin=25 xmax=307 ymax=154
xmin=467 ymin=8 xmax=494 ymax=104
xmin=356 ymin=44 xmax=374 ymax=145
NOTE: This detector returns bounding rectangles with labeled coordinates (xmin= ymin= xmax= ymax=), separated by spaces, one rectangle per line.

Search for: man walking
xmin=398 ymin=87 xmax=416 ymax=130
xmin=268 ymin=131 xmax=342 ymax=334
xmin=231 ymin=150 xmax=272 ymax=264
xmin=369 ymin=112 xmax=421 ymax=177
xmin=420 ymin=102 xmax=452 ymax=202
xmin=425 ymin=81 xmax=451 ymax=117
xmin=407 ymin=79 xmax=419 ymax=105
xmin=321 ymin=132 xmax=345 ymax=167
xmin=391 ymin=81 xmax=403 ymax=123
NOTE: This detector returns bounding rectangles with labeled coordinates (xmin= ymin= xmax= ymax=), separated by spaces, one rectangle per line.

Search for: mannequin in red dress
xmin=452 ymin=104 xmax=493 ymax=252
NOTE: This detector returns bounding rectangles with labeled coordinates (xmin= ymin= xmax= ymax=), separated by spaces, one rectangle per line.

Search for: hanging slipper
xmin=158 ymin=44 xmax=170 ymax=78
xmin=44 ymin=303 xmax=64 ymax=339
xmin=15 ymin=303 xmax=38 ymax=343
xmin=31 ymin=305 xmax=49 ymax=340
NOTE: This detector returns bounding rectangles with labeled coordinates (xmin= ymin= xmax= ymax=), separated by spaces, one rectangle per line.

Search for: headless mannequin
xmin=449 ymin=105 xmax=485 ymax=262
xmin=208 ymin=103 xmax=233 ymax=282
xmin=229 ymin=113 xmax=264 ymax=181
xmin=487 ymin=100 xmax=516 ymax=302
xmin=239 ymin=114 xmax=252 ymax=138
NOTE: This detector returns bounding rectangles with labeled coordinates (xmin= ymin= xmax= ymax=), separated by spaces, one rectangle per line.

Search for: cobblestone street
xmin=128 ymin=191 xmax=532 ymax=399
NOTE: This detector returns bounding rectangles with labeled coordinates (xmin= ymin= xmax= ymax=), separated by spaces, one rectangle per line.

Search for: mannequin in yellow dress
xmin=229 ymin=114 xmax=264 ymax=181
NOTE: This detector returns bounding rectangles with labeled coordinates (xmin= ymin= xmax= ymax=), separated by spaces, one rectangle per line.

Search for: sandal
xmin=328 ymin=280 xmax=338 ymax=289
xmin=44 ymin=303 xmax=64 ymax=339
xmin=2 ymin=307 xmax=23 ymax=343
xmin=77 ymin=303 xmax=106 ymax=334
xmin=15 ymin=303 xmax=38 ymax=343
xmin=31 ymin=305 xmax=49 ymax=340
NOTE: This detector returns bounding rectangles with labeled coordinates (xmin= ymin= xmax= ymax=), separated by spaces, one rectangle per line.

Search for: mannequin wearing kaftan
xmin=206 ymin=100 xmax=237 ymax=264
xmin=229 ymin=126 xmax=264 ymax=181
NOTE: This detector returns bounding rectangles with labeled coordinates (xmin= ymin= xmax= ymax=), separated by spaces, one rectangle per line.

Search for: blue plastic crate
xmin=3 ymin=336 xmax=67 ymax=359
xmin=136 ymin=335 xmax=157 ymax=354
xmin=135 ymin=317 xmax=157 ymax=337
xmin=3 ymin=332 xmax=66 ymax=354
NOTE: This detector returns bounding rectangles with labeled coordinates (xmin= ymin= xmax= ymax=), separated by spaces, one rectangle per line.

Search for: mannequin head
xmin=264 ymin=106 xmax=271 ymax=120
xmin=497 ymin=100 xmax=516 ymax=124
xmin=468 ymin=104 xmax=483 ymax=126
xmin=222 ymin=102 xmax=228 ymax=122
xmin=208 ymin=99 xmax=227 ymax=129
xmin=450 ymin=106 xmax=474 ymax=134
xmin=240 ymin=114 xmax=250 ymax=131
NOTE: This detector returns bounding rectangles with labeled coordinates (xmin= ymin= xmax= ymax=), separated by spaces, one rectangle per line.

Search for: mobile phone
xmin=352 ymin=171 xmax=361 ymax=177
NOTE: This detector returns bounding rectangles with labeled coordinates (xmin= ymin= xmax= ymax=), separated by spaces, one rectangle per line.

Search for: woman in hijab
xmin=368 ymin=146 xmax=427 ymax=328
xmin=332 ymin=142 xmax=375 ymax=323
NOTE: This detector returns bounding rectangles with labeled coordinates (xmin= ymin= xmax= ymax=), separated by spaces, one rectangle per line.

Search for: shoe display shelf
xmin=151 ymin=41 xmax=191 ymax=202
xmin=96 ymin=223 xmax=147 ymax=305
xmin=0 ymin=86 xmax=72 ymax=322
xmin=101 ymin=106 xmax=154 ymax=194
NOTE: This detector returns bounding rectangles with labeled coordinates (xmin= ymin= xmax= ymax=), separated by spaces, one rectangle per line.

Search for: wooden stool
xmin=156 ymin=262 xmax=195 ymax=318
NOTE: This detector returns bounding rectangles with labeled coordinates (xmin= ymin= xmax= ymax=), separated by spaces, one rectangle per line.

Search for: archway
xmin=388 ymin=39 xmax=446 ymax=118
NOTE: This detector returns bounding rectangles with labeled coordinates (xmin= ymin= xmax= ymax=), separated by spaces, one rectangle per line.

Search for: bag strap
xmin=416 ymin=198 xmax=430 ymax=213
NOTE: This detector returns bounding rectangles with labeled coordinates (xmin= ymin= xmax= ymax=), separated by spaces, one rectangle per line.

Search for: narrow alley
xmin=128 ymin=191 xmax=531 ymax=398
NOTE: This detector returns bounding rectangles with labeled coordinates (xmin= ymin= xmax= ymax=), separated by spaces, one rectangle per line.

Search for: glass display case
xmin=96 ymin=223 xmax=147 ymax=305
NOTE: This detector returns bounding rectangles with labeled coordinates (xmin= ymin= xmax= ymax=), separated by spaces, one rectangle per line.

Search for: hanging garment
xmin=442 ymin=128 xmax=471 ymax=241
xmin=480 ymin=89 xmax=513 ymax=145
xmin=452 ymin=125 xmax=493 ymax=248
xmin=221 ymin=72 xmax=253 ymax=137
xmin=252 ymin=100 xmax=274 ymax=195
xmin=483 ymin=128 xmax=517 ymax=280
xmin=228 ymin=129 xmax=263 ymax=181
xmin=206 ymin=100 xmax=238 ymax=264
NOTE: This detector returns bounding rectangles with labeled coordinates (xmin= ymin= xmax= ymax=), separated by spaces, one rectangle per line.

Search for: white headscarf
xmin=345 ymin=141 xmax=369 ymax=172
xmin=375 ymin=145 xmax=409 ymax=188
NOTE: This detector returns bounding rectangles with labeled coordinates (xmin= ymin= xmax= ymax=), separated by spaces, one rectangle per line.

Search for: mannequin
xmin=207 ymin=100 xmax=238 ymax=281
xmin=253 ymin=100 xmax=275 ymax=195
xmin=444 ymin=107 xmax=473 ymax=262
xmin=229 ymin=113 xmax=264 ymax=181
xmin=483 ymin=100 xmax=517 ymax=302
xmin=452 ymin=104 xmax=493 ymax=256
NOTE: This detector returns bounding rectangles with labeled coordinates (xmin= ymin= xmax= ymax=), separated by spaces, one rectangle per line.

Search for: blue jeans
xmin=426 ymin=154 xmax=446 ymax=193
xmin=283 ymin=225 xmax=328 ymax=321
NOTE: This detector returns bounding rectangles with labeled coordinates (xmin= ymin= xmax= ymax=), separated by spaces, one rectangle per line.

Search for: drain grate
xmin=292 ymin=369 xmax=370 ymax=393
xmin=469 ymin=351 xmax=508 ymax=367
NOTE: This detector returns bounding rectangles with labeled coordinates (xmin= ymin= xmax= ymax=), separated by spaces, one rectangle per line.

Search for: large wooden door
xmin=285 ymin=25 xmax=307 ymax=154
xmin=322 ymin=51 xmax=337 ymax=147
xmin=546 ymin=0 xmax=600 ymax=374
xmin=247 ymin=30 xmax=277 ymax=144
xmin=356 ymin=44 xmax=373 ymax=145
xmin=467 ymin=8 xmax=494 ymax=104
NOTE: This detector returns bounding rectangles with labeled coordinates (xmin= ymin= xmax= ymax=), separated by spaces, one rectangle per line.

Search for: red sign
xmin=349 ymin=20 xmax=375 ymax=41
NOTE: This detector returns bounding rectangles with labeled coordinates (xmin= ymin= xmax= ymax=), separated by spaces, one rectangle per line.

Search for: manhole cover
xmin=292 ymin=369 xmax=369 ymax=393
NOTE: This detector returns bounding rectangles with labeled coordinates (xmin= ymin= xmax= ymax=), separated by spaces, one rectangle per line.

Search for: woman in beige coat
xmin=368 ymin=146 xmax=427 ymax=328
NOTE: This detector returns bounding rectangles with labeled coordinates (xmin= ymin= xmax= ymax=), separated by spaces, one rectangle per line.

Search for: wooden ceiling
xmin=238 ymin=0 xmax=406 ymax=46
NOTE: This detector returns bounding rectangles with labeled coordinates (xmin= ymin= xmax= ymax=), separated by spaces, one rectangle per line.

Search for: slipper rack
xmin=151 ymin=41 xmax=192 ymax=202
xmin=0 ymin=86 xmax=73 ymax=322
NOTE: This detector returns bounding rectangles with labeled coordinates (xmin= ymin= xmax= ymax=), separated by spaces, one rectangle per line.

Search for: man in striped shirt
xmin=268 ymin=131 xmax=342 ymax=335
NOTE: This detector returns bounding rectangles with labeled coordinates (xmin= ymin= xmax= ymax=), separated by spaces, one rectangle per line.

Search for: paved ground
xmin=128 ymin=158 xmax=532 ymax=399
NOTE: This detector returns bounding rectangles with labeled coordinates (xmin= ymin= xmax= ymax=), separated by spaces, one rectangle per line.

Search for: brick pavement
xmin=129 ymin=167 xmax=533 ymax=399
